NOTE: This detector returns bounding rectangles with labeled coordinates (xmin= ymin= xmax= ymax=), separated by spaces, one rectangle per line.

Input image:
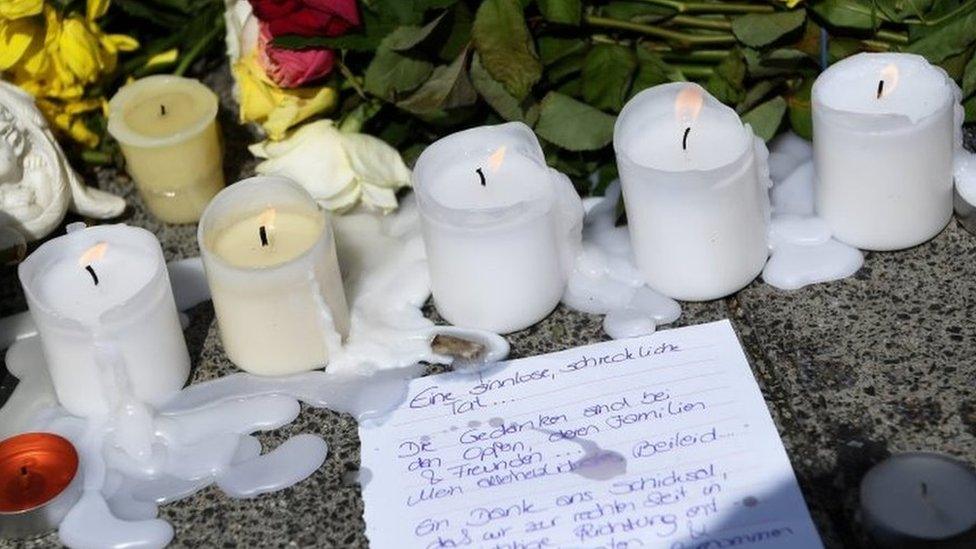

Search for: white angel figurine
xmin=0 ymin=80 xmax=125 ymax=243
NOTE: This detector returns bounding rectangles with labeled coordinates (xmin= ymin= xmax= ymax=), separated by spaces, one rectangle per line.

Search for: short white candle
xmin=413 ymin=122 xmax=582 ymax=333
xmin=813 ymin=53 xmax=960 ymax=250
xmin=198 ymin=176 xmax=350 ymax=375
xmin=861 ymin=452 xmax=976 ymax=546
xmin=614 ymin=82 xmax=770 ymax=301
xmin=18 ymin=224 xmax=190 ymax=417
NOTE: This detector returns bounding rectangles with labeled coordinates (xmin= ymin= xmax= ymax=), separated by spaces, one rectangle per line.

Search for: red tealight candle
xmin=0 ymin=433 xmax=81 ymax=539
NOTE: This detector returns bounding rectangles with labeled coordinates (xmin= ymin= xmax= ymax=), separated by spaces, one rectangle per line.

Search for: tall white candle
xmin=198 ymin=176 xmax=349 ymax=375
xmin=413 ymin=122 xmax=583 ymax=333
xmin=813 ymin=53 xmax=961 ymax=250
xmin=18 ymin=224 xmax=190 ymax=417
xmin=614 ymin=83 xmax=770 ymax=301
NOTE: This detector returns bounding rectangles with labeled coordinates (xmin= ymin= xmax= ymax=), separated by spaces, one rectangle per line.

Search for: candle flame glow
xmin=259 ymin=208 xmax=276 ymax=229
xmin=77 ymin=242 xmax=108 ymax=266
xmin=878 ymin=64 xmax=899 ymax=98
xmin=675 ymin=86 xmax=704 ymax=124
xmin=487 ymin=146 xmax=507 ymax=173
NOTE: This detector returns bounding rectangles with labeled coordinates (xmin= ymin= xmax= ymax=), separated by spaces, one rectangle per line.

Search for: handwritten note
xmin=360 ymin=320 xmax=823 ymax=549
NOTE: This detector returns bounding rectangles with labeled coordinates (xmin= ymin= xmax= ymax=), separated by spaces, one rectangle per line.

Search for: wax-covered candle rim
xmin=413 ymin=122 xmax=557 ymax=230
xmin=107 ymin=75 xmax=219 ymax=148
xmin=198 ymin=176 xmax=332 ymax=273
xmin=812 ymin=53 xmax=957 ymax=126
xmin=614 ymin=82 xmax=752 ymax=174
xmin=0 ymin=432 xmax=79 ymax=515
xmin=17 ymin=224 xmax=168 ymax=327
xmin=860 ymin=451 xmax=976 ymax=540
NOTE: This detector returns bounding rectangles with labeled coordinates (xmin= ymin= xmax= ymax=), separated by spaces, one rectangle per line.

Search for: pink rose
xmin=248 ymin=0 xmax=359 ymax=38
xmin=257 ymin=23 xmax=336 ymax=88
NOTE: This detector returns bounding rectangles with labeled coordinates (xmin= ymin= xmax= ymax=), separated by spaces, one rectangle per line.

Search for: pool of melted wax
xmin=762 ymin=132 xmax=864 ymax=290
xmin=0 ymin=197 xmax=511 ymax=549
xmin=488 ymin=418 xmax=627 ymax=481
xmin=562 ymin=183 xmax=682 ymax=340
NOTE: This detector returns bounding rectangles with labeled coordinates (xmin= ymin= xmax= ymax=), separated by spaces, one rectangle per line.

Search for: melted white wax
xmin=0 ymin=196 xmax=508 ymax=549
xmin=762 ymin=132 xmax=864 ymax=290
xmin=562 ymin=183 xmax=682 ymax=339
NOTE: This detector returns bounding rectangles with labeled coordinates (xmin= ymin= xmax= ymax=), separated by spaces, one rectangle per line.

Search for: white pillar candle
xmin=18 ymin=223 xmax=190 ymax=417
xmin=198 ymin=176 xmax=350 ymax=376
xmin=614 ymin=82 xmax=770 ymax=301
xmin=813 ymin=53 xmax=961 ymax=250
xmin=413 ymin=122 xmax=583 ymax=333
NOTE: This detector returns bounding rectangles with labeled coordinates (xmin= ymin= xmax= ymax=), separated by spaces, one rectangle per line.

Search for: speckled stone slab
xmin=1 ymin=66 xmax=974 ymax=549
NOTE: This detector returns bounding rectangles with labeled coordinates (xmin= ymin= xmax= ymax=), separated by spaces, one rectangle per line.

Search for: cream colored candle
xmin=108 ymin=75 xmax=224 ymax=223
xmin=198 ymin=176 xmax=349 ymax=376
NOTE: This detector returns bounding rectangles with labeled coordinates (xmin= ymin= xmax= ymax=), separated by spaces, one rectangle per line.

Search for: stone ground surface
xmin=1 ymin=65 xmax=975 ymax=548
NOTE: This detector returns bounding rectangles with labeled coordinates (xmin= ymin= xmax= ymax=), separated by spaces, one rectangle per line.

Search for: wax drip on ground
xmin=561 ymin=183 xmax=682 ymax=340
xmin=0 ymin=196 xmax=509 ymax=549
xmin=762 ymin=133 xmax=863 ymax=289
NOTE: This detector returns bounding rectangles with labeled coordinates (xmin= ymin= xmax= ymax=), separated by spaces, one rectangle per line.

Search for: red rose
xmin=257 ymin=23 xmax=336 ymax=88
xmin=248 ymin=0 xmax=359 ymax=38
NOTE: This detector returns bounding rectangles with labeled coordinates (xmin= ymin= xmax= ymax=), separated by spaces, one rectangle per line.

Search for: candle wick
xmin=259 ymin=225 xmax=269 ymax=247
xmin=476 ymin=167 xmax=487 ymax=187
xmin=20 ymin=466 xmax=27 ymax=476
xmin=160 ymin=104 xmax=167 ymax=116
xmin=877 ymin=80 xmax=884 ymax=99
xmin=85 ymin=264 xmax=99 ymax=286
xmin=921 ymin=481 xmax=928 ymax=498
xmin=682 ymin=127 xmax=691 ymax=151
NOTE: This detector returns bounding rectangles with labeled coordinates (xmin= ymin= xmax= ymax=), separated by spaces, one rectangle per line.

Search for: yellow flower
xmin=233 ymin=53 xmax=336 ymax=140
xmin=0 ymin=0 xmax=43 ymax=20
xmin=1 ymin=0 xmax=138 ymax=147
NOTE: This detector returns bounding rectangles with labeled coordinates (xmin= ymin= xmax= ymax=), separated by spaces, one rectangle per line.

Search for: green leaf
xmin=873 ymin=0 xmax=934 ymax=22
xmin=964 ymin=51 xmax=976 ymax=97
xmin=539 ymin=36 xmax=586 ymax=65
xmin=737 ymin=79 xmax=782 ymax=113
xmin=471 ymin=53 xmax=527 ymax=122
xmin=538 ymin=0 xmax=581 ymax=25
xmin=385 ymin=12 xmax=447 ymax=51
xmin=364 ymin=34 xmax=434 ymax=100
xmin=397 ymin=49 xmax=477 ymax=114
xmin=629 ymin=48 xmax=678 ymax=99
xmin=742 ymin=96 xmax=787 ymax=141
xmin=907 ymin=10 xmax=976 ymax=64
xmin=472 ymin=0 xmax=543 ymax=100
xmin=438 ymin=2 xmax=473 ymax=61
xmin=582 ymin=44 xmax=637 ymax=112
xmin=965 ymin=95 xmax=976 ymax=123
xmin=706 ymin=48 xmax=747 ymax=104
xmin=534 ymin=92 xmax=616 ymax=151
xmin=788 ymin=77 xmax=813 ymax=140
xmin=809 ymin=0 xmax=879 ymax=31
xmin=732 ymin=9 xmax=807 ymax=48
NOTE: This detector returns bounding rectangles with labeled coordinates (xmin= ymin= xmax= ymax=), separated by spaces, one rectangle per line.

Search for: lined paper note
xmin=360 ymin=320 xmax=822 ymax=549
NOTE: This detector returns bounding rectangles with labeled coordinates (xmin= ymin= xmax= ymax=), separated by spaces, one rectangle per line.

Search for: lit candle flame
xmin=675 ymin=86 xmax=704 ymax=124
xmin=77 ymin=242 xmax=108 ymax=267
xmin=487 ymin=146 xmax=507 ymax=173
xmin=258 ymin=208 xmax=276 ymax=229
xmin=878 ymin=64 xmax=899 ymax=98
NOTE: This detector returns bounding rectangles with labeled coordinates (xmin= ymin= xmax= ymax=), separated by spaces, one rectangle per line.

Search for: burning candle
xmin=861 ymin=452 xmax=976 ymax=546
xmin=813 ymin=53 xmax=960 ymax=250
xmin=0 ymin=433 xmax=81 ymax=539
xmin=18 ymin=223 xmax=190 ymax=417
xmin=198 ymin=176 xmax=350 ymax=375
xmin=413 ymin=122 xmax=583 ymax=333
xmin=614 ymin=83 xmax=770 ymax=301
xmin=108 ymin=75 xmax=224 ymax=224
